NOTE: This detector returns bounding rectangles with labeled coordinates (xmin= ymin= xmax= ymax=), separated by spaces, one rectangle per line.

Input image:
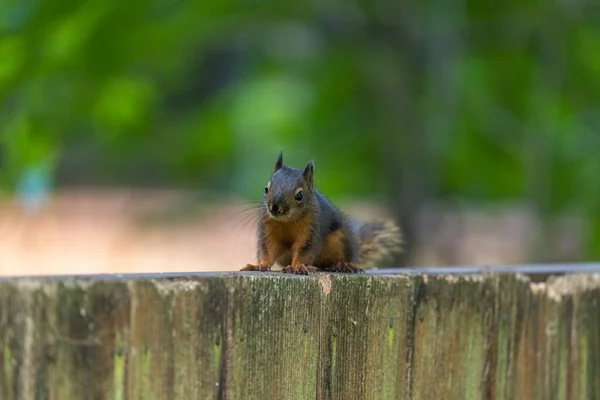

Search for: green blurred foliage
xmin=1 ymin=0 xmax=600 ymax=259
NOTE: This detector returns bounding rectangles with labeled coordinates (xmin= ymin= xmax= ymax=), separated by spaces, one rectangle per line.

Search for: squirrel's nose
xmin=269 ymin=203 xmax=280 ymax=215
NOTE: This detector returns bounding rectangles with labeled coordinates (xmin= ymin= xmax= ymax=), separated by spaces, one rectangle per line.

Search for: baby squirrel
xmin=241 ymin=151 xmax=403 ymax=274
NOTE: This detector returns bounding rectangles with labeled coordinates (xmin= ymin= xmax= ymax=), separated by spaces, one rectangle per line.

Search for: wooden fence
xmin=1 ymin=266 xmax=599 ymax=399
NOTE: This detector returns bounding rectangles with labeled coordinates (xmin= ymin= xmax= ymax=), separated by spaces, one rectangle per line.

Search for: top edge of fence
xmin=1 ymin=263 xmax=600 ymax=282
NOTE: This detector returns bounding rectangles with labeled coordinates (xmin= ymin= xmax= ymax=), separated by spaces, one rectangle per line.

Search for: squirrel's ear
xmin=274 ymin=151 xmax=283 ymax=172
xmin=303 ymin=161 xmax=314 ymax=189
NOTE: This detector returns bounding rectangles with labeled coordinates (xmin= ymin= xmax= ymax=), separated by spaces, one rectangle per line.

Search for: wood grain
xmin=1 ymin=272 xmax=599 ymax=399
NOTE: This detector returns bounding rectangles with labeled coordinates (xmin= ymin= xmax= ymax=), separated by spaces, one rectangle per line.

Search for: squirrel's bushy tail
xmin=355 ymin=220 xmax=403 ymax=268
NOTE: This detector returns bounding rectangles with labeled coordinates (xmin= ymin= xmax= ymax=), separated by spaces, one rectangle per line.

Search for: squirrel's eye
xmin=264 ymin=186 xmax=269 ymax=194
xmin=295 ymin=190 xmax=303 ymax=202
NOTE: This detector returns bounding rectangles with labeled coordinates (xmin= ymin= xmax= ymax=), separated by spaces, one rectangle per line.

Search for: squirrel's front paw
xmin=240 ymin=264 xmax=271 ymax=272
xmin=282 ymin=264 xmax=319 ymax=275
xmin=333 ymin=262 xmax=364 ymax=274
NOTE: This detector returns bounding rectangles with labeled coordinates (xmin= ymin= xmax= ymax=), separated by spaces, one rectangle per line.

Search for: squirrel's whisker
xmin=225 ymin=208 xmax=261 ymax=241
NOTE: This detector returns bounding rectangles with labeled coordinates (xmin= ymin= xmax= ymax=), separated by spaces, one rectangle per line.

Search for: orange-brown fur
xmin=266 ymin=212 xmax=314 ymax=268
xmin=316 ymin=230 xmax=346 ymax=266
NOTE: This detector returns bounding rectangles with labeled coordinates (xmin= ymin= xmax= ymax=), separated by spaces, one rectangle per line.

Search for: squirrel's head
xmin=263 ymin=151 xmax=314 ymax=222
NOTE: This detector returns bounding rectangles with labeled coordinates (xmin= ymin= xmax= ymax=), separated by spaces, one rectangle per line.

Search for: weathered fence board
xmin=1 ymin=270 xmax=599 ymax=400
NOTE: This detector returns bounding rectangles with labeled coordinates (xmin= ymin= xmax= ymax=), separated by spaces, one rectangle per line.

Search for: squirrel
xmin=240 ymin=151 xmax=403 ymax=275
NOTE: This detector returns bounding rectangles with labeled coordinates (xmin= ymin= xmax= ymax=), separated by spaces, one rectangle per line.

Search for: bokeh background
xmin=1 ymin=0 xmax=599 ymax=275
